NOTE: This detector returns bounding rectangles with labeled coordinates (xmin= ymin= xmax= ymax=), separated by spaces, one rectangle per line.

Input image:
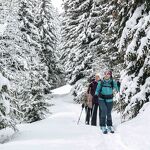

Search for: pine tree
xmin=0 ymin=0 xmax=64 ymax=128
xmin=61 ymin=0 xmax=95 ymax=102
xmin=18 ymin=0 xmax=50 ymax=123
xmin=0 ymin=0 xmax=31 ymax=127
xmin=54 ymin=12 xmax=66 ymax=87
xmin=35 ymin=0 xmax=64 ymax=89
xmin=61 ymin=0 xmax=94 ymax=84
xmin=61 ymin=0 xmax=128 ymax=83
xmin=0 ymin=73 xmax=16 ymax=130
xmin=118 ymin=1 xmax=150 ymax=120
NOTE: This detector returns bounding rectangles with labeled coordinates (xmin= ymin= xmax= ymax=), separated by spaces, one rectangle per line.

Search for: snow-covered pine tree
xmin=35 ymin=0 xmax=64 ymax=89
xmin=0 ymin=73 xmax=16 ymax=130
xmin=18 ymin=0 xmax=50 ymax=123
xmin=61 ymin=0 xmax=94 ymax=85
xmin=0 ymin=0 xmax=64 ymax=127
xmin=53 ymin=10 xmax=66 ymax=87
xmin=118 ymin=0 xmax=150 ymax=120
xmin=0 ymin=0 xmax=28 ymax=129
xmin=0 ymin=0 xmax=46 ymax=124
xmin=61 ymin=0 xmax=95 ymax=102
xmin=86 ymin=0 xmax=132 ymax=78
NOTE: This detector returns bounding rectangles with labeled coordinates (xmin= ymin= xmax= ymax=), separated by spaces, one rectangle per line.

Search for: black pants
xmin=85 ymin=107 xmax=92 ymax=124
xmin=99 ymin=100 xmax=113 ymax=127
xmin=91 ymin=103 xmax=101 ymax=126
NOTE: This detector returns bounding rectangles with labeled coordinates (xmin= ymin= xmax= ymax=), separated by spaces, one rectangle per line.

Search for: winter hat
xmin=104 ymin=70 xmax=112 ymax=76
xmin=95 ymin=73 xmax=100 ymax=77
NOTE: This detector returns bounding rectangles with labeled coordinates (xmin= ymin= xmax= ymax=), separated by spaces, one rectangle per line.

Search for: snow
xmin=51 ymin=0 xmax=63 ymax=13
xmin=119 ymin=102 xmax=150 ymax=150
xmin=51 ymin=84 xmax=72 ymax=95
xmin=0 ymin=73 xmax=10 ymax=91
xmin=0 ymin=22 xmax=7 ymax=35
xmin=119 ymin=5 xmax=144 ymax=52
xmin=0 ymin=85 xmax=150 ymax=150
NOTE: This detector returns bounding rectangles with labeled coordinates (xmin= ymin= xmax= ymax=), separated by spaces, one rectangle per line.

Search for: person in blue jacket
xmin=95 ymin=70 xmax=119 ymax=134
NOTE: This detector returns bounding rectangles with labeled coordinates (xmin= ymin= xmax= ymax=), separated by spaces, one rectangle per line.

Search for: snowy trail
xmin=0 ymin=85 xmax=133 ymax=150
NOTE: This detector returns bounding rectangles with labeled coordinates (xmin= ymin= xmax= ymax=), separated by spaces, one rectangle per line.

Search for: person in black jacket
xmin=86 ymin=74 xmax=101 ymax=126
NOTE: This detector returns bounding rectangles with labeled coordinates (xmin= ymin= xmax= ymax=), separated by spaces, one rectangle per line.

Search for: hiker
xmin=81 ymin=78 xmax=94 ymax=125
xmin=90 ymin=74 xmax=101 ymax=126
xmin=83 ymin=74 xmax=100 ymax=125
xmin=95 ymin=70 xmax=119 ymax=134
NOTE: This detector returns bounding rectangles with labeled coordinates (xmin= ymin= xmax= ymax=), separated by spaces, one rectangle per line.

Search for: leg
xmin=85 ymin=107 xmax=91 ymax=124
xmin=99 ymin=104 xmax=102 ymax=127
xmin=91 ymin=103 xmax=98 ymax=126
xmin=85 ymin=106 xmax=88 ymax=124
xmin=106 ymin=101 xmax=113 ymax=126
xmin=99 ymin=100 xmax=107 ymax=127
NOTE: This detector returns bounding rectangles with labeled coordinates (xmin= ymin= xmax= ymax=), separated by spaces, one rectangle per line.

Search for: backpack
xmin=86 ymin=83 xmax=93 ymax=108
xmin=99 ymin=80 xmax=114 ymax=99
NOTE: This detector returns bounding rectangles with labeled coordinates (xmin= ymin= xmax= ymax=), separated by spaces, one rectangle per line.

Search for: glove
xmin=94 ymin=95 xmax=98 ymax=99
xmin=81 ymin=103 xmax=85 ymax=108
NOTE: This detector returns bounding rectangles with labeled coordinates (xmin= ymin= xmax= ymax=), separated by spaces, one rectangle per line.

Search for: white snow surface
xmin=0 ymin=22 xmax=7 ymax=35
xmin=0 ymin=85 xmax=149 ymax=150
xmin=51 ymin=84 xmax=72 ymax=95
xmin=0 ymin=73 xmax=10 ymax=91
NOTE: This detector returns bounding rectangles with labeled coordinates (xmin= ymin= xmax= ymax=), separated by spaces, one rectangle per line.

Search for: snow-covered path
xmin=0 ymin=85 xmax=149 ymax=150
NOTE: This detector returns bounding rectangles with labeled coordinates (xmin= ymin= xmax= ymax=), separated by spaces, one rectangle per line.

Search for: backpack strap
xmin=99 ymin=80 xmax=104 ymax=94
xmin=100 ymin=80 xmax=114 ymax=93
xmin=111 ymin=80 xmax=114 ymax=89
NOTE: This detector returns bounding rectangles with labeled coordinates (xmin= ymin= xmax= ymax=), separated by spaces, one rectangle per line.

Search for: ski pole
xmin=118 ymin=92 xmax=123 ymax=123
xmin=77 ymin=107 xmax=84 ymax=125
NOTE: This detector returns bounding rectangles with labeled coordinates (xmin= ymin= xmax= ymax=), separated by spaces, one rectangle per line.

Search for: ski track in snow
xmin=0 ymin=85 xmax=133 ymax=150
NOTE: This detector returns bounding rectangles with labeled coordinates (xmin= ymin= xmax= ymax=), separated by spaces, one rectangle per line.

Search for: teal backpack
xmin=99 ymin=80 xmax=114 ymax=99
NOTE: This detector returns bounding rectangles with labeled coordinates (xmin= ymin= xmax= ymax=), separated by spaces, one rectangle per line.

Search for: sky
xmin=51 ymin=0 xmax=63 ymax=13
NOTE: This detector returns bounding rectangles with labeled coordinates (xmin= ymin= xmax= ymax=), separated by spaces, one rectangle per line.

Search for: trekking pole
xmin=77 ymin=107 xmax=84 ymax=125
xmin=118 ymin=92 xmax=123 ymax=123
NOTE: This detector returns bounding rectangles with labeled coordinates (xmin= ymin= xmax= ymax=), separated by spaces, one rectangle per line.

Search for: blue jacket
xmin=95 ymin=79 xmax=119 ymax=102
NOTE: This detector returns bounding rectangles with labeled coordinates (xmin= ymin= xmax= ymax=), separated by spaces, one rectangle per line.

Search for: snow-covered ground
xmin=0 ymin=85 xmax=149 ymax=150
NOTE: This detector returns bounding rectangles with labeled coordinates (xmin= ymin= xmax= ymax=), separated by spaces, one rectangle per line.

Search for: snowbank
xmin=0 ymin=128 xmax=16 ymax=144
xmin=118 ymin=102 xmax=150 ymax=150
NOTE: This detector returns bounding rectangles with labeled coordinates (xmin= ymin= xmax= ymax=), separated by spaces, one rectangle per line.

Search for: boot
xmin=101 ymin=126 xmax=107 ymax=134
xmin=107 ymin=126 xmax=114 ymax=133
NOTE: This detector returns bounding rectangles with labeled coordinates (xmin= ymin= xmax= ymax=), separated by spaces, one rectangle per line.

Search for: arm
xmin=87 ymin=83 xmax=92 ymax=94
xmin=95 ymin=81 xmax=101 ymax=96
xmin=82 ymin=92 xmax=88 ymax=108
xmin=113 ymin=80 xmax=119 ymax=92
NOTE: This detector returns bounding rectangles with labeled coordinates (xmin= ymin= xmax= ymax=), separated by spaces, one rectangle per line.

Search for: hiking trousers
xmin=85 ymin=106 xmax=92 ymax=124
xmin=91 ymin=103 xmax=101 ymax=126
xmin=98 ymin=100 xmax=113 ymax=127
